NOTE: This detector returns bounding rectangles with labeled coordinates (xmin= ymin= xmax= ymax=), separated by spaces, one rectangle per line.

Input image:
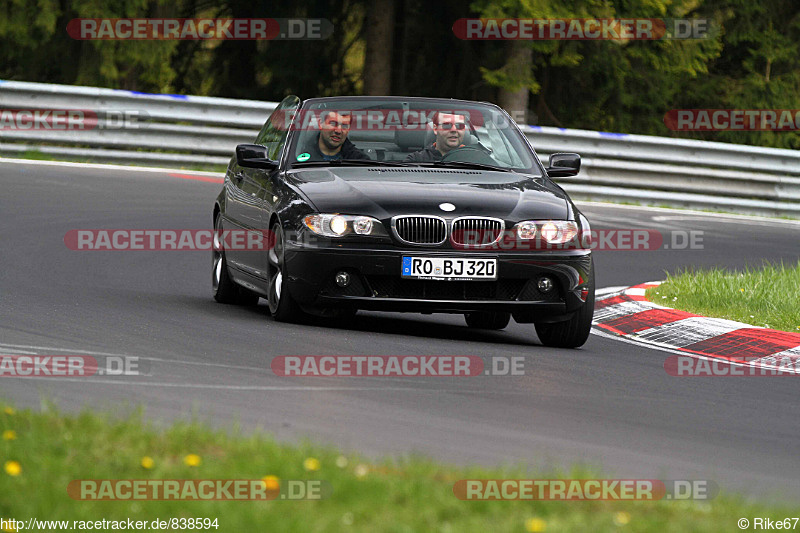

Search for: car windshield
xmin=286 ymin=98 xmax=540 ymax=175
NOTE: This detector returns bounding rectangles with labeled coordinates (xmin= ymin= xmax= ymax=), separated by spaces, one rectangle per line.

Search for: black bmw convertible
xmin=212 ymin=96 xmax=594 ymax=347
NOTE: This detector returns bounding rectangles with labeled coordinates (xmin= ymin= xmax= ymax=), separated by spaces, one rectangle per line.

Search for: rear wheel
xmin=464 ymin=311 xmax=511 ymax=330
xmin=267 ymin=221 xmax=305 ymax=322
xmin=534 ymin=278 xmax=594 ymax=348
xmin=212 ymin=215 xmax=259 ymax=306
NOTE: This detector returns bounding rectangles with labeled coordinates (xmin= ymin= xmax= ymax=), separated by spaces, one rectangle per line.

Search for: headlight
xmin=353 ymin=216 xmax=373 ymax=235
xmin=513 ymin=220 xmax=579 ymax=244
xmin=330 ymin=215 xmax=347 ymax=235
xmin=303 ymin=214 xmax=386 ymax=237
xmin=516 ymin=221 xmax=537 ymax=240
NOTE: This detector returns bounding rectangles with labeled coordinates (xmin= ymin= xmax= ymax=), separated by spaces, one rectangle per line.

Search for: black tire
xmin=212 ymin=215 xmax=259 ymax=306
xmin=534 ymin=278 xmax=595 ymax=348
xmin=267 ymin=221 xmax=305 ymax=322
xmin=464 ymin=311 xmax=511 ymax=330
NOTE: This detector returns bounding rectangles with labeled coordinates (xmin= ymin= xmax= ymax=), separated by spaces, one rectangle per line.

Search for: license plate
xmin=401 ymin=257 xmax=497 ymax=280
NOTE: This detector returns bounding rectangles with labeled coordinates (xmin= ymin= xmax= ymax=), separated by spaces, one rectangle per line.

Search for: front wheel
xmin=534 ymin=280 xmax=594 ymax=348
xmin=267 ymin=221 xmax=305 ymax=322
xmin=212 ymin=215 xmax=259 ymax=306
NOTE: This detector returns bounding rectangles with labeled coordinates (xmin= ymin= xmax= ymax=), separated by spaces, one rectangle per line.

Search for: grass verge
xmin=0 ymin=402 xmax=798 ymax=532
xmin=648 ymin=261 xmax=800 ymax=333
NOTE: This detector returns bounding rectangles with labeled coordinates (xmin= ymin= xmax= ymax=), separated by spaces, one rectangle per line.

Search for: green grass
xmin=0 ymin=402 xmax=798 ymax=532
xmin=648 ymin=261 xmax=800 ymax=333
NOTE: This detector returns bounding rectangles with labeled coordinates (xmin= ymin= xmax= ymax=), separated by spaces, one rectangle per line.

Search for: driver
xmin=405 ymin=112 xmax=467 ymax=162
xmin=299 ymin=111 xmax=368 ymax=161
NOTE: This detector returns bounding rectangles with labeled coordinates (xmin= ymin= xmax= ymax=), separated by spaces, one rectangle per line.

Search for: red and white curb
xmin=593 ymin=282 xmax=800 ymax=373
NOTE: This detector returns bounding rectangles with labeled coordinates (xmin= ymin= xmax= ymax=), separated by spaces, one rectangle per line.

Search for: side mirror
xmin=236 ymin=144 xmax=279 ymax=170
xmin=545 ymin=153 xmax=581 ymax=178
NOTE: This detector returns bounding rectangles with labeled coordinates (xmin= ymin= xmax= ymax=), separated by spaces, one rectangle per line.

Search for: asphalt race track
xmin=2 ymin=160 xmax=799 ymax=500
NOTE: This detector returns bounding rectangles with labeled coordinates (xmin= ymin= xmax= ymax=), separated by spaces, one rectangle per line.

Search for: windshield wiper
xmin=411 ymin=161 xmax=511 ymax=172
xmin=291 ymin=159 xmax=410 ymax=168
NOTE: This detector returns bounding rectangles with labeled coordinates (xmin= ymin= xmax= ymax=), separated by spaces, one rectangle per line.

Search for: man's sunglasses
xmin=438 ymin=122 xmax=466 ymax=130
xmin=325 ymin=120 xmax=351 ymax=130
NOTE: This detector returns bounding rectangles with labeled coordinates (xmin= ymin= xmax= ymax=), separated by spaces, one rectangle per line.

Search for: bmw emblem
xmin=439 ymin=203 xmax=456 ymax=212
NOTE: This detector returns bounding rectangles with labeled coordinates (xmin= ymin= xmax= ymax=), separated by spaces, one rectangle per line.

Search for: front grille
xmin=366 ymin=276 xmax=525 ymax=301
xmin=451 ymin=217 xmax=504 ymax=246
xmin=392 ymin=216 xmax=447 ymax=245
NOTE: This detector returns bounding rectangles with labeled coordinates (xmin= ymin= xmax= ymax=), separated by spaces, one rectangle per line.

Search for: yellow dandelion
xmin=2 ymin=522 xmax=15 ymax=532
xmin=4 ymin=461 xmax=21 ymax=476
xmin=3 ymin=407 xmax=14 ymax=416
xmin=140 ymin=456 xmax=154 ymax=469
xmin=261 ymin=475 xmax=280 ymax=491
xmin=614 ymin=512 xmax=631 ymax=526
xmin=183 ymin=454 xmax=201 ymax=467
xmin=739 ymin=288 xmax=745 ymax=293
xmin=2 ymin=430 xmax=16 ymax=441
xmin=525 ymin=517 xmax=547 ymax=532
xmin=354 ymin=464 xmax=369 ymax=478
xmin=303 ymin=457 xmax=320 ymax=471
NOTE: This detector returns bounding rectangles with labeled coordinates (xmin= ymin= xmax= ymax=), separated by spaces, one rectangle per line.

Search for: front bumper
xmin=283 ymin=238 xmax=593 ymax=320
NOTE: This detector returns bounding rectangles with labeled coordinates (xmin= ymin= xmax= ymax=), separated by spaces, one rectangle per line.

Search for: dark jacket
xmin=405 ymin=142 xmax=465 ymax=162
xmin=300 ymin=135 xmax=369 ymax=161
xmin=405 ymin=143 xmax=443 ymax=162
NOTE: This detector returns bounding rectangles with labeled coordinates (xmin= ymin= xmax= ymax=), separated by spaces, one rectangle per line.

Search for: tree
xmin=363 ymin=0 xmax=394 ymax=95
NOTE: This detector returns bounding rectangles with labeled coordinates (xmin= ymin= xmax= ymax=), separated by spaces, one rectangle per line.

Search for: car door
xmin=225 ymin=96 xmax=299 ymax=282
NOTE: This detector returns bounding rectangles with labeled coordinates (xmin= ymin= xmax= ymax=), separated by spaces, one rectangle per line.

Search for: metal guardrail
xmin=1 ymin=80 xmax=798 ymax=217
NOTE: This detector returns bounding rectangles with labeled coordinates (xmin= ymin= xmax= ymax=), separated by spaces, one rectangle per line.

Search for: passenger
xmin=405 ymin=112 xmax=467 ymax=162
xmin=299 ymin=111 xmax=368 ymax=161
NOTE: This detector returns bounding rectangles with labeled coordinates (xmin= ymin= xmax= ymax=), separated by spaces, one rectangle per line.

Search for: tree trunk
xmin=363 ymin=0 xmax=395 ymax=95
xmin=498 ymin=41 xmax=533 ymax=124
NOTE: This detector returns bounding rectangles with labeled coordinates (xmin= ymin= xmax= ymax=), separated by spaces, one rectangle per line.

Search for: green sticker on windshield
xmin=296 ymin=152 xmax=311 ymax=162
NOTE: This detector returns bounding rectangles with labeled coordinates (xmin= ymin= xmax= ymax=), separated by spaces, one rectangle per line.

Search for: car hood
xmin=285 ymin=167 xmax=571 ymax=220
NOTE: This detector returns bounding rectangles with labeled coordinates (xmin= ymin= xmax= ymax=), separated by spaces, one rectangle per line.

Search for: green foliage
xmin=0 ymin=0 xmax=797 ymax=149
xmin=688 ymin=0 xmax=800 ymax=147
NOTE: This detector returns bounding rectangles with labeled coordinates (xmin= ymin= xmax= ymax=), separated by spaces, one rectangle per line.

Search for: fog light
xmin=335 ymin=271 xmax=351 ymax=287
xmin=538 ymin=277 xmax=554 ymax=293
